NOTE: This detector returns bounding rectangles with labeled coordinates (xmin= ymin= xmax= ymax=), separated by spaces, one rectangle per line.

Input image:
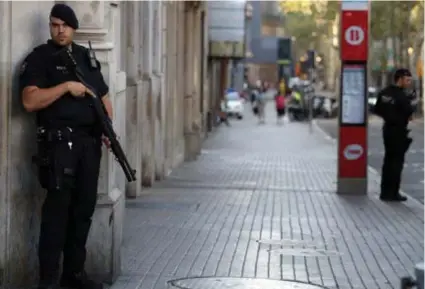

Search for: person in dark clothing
xmin=19 ymin=4 xmax=112 ymax=289
xmin=374 ymin=68 xmax=416 ymax=202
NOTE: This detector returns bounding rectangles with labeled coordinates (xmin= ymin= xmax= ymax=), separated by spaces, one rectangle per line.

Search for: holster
xmin=32 ymin=141 xmax=53 ymax=190
xmin=32 ymin=127 xmax=71 ymax=191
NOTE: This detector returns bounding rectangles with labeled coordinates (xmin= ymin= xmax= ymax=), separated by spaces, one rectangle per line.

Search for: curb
xmin=311 ymin=119 xmax=423 ymax=207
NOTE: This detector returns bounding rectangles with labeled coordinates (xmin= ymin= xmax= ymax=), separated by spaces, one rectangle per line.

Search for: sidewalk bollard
xmin=401 ymin=262 xmax=424 ymax=289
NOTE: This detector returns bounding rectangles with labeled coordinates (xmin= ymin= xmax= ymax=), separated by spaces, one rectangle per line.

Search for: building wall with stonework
xmin=0 ymin=1 xmax=209 ymax=287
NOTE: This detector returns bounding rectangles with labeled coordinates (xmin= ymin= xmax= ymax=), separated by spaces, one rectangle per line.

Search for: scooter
xmin=287 ymin=102 xmax=306 ymax=121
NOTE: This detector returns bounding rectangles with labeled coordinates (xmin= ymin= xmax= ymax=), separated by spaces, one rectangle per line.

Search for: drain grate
xmin=168 ymin=277 xmax=330 ymax=289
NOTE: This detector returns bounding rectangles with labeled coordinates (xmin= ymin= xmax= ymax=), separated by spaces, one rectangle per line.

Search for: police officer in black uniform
xmin=374 ymin=69 xmax=415 ymax=202
xmin=19 ymin=4 xmax=113 ymax=289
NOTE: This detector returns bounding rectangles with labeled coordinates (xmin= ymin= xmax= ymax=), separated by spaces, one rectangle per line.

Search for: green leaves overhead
xmin=279 ymin=0 xmax=423 ymax=67
xmin=370 ymin=1 xmax=423 ymax=41
xmin=278 ymin=0 xmax=339 ymax=51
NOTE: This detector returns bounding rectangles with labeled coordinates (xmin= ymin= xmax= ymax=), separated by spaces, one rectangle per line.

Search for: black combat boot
xmin=392 ymin=193 xmax=408 ymax=202
xmin=60 ymin=271 xmax=103 ymax=289
xmin=380 ymin=192 xmax=408 ymax=202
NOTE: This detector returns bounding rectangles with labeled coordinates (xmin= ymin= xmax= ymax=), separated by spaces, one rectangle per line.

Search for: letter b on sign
xmin=345 ymin=26 xmax=364 ymax=46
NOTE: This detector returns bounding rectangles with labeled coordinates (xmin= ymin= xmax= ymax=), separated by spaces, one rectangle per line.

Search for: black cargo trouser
xmin=380 ymin=126 xmax=412 ymax=198
xmin=38 ymin=135 xmax=102 ymax=285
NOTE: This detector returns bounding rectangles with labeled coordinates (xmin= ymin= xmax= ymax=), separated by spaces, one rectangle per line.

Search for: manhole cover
xmin=269 ymin=248 xmax=341 ymax=257
xmin=168 ymin=277 xmax=329 ymax=289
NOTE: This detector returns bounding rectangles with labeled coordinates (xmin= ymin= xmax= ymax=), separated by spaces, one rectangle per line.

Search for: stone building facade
xmin=0 ymin=1 xmax=210 ymax=287
xmin=245 ymin=1 xmax=285 ymax=84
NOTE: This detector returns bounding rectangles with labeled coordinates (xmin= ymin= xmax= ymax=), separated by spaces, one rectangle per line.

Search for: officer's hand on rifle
xmin=85 ymin=88 xmax=96 ymax=98
xmin=67 ymin=81 xmax=88 ymax=97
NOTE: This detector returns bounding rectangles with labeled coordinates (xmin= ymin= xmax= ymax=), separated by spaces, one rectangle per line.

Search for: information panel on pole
xmin=340 ymin=64 xmax=367 ymax=125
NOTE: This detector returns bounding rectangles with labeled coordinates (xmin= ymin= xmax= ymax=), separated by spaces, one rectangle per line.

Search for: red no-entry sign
xmin=338 ymin=126 xmax=367 ymax=178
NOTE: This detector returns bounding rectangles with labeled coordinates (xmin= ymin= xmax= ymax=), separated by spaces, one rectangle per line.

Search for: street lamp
xmin=408 ymin=47 xmax=414 ymax=56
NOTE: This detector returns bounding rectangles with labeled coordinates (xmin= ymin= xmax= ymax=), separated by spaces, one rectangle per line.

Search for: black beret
xmin=394 ymin=68 xmax=412 ymax=82
xmin=50 ymin=3 xmax=79 ymax=30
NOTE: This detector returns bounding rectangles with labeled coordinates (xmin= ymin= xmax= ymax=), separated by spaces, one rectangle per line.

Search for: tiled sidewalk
xmin=112 ymin=104 xmax=424 ymax=289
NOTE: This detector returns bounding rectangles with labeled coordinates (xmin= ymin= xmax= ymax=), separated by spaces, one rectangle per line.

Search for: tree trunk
xmin=412 ymin=36 xmax=424 ymax=75
xmin=392 ymin=36 xmax=399 ymax=68
xmin=400 ymin=32 xmax=408 ymax=68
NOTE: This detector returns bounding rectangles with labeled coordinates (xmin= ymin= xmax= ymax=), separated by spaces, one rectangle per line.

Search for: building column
xmin=183 ymin=4 xmax=195 ymax=161
xmin=0 ymin=1 xmax=11 ymax=285
xmin=124 ymin=1 xmax=143 ymax=197
xmin=192 ymin=7 xmax=203 ymax=149
xmin=200 ymin=6 xmax=209 ymax=138
xmin=152 ymin=0 xmax=166 ymax=181
xmin=176 ymin=2 xmax=186 ymax=166
xmin=163 ymin=2 xmax=172 ymax=173
xmin=140 ymin=1 xmax=156 ymax=187
xmin=64 ymin=1 xmax=126 ymax=283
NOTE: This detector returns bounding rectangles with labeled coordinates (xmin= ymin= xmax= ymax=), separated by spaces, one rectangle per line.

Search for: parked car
xmin=225 ymin=91 xmax=244 ymax=119
xmin=313 ymin=94 xmax=338 ymax=118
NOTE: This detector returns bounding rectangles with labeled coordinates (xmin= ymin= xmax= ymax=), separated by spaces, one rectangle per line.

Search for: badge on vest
xmin=381 ymin=95 xmax=394 ymax=104
xmin=56 ymin=65 xmax=69 ymax=74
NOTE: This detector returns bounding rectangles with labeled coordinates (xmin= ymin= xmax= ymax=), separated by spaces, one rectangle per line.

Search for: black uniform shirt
xmin=20 ymin=40 xmax=109 ymax=128
xmin=375 ymin=85 xmax=413 ymax=128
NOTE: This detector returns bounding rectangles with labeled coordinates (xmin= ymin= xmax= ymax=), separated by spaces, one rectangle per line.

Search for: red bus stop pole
xmin=337 ymin=0 xmax=370 ymax=195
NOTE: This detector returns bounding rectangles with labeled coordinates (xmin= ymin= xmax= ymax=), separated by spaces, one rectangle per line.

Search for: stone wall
xmin=0 ymin=1 xmax=55 ymax=286
xmin=0 ymin=1 xmax=210 ymax=287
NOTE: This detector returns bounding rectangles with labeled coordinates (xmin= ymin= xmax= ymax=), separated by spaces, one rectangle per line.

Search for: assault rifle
xmin=55 ymin=43 xmax=137 ymax=182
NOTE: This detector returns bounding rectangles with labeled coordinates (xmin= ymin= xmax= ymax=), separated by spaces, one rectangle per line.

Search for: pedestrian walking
xmin=218 ymin=98 xmax=230 ymax=126
xmin=374 ymin=68 xmax=417 ymax=202
xmin=19 ymin=4 xmax=111 ymax=289
xmin=256 ymin=82 xmax=269 ymax=124
xmin=274 ymin=92 xmax=286 ymax=125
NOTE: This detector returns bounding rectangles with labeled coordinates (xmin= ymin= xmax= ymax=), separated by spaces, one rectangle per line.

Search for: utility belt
xmin=36 ymin=126 xmax=100 ymax=143
xmin=383 ymin=123 xmax=409 ymax=134
xmin=33 ymin=126 xmax=100 ymax=190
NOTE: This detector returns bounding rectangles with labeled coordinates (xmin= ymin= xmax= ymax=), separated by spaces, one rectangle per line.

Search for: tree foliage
xmin=370 ymin=1 xmax=424 ymax=69
xmin=279 ymin=0 xmax=424 ymax=69
xmin=278 ymin=0 xmax=339 ymax=53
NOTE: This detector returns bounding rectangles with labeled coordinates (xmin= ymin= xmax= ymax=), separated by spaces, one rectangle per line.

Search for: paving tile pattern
xmin=111 ymin=104 xmax=424 ymax=289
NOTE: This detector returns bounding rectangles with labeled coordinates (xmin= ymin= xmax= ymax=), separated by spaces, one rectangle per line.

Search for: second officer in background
xmin=374 ymin=69 xmax=416 ymax=202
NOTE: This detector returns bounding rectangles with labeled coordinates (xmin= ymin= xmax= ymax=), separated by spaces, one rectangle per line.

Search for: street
xmin=316 ymin=116 xmax=424 ymax=203
xmin=111 ymin=105 xmax=424 ymax=289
